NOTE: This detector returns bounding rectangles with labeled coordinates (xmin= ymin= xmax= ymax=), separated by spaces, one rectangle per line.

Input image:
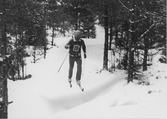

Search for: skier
xmin=65 ymin=30 xmax=87 ymax=86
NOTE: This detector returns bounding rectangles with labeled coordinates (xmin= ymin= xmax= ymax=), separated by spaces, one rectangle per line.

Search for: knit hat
xmin=73 ymin=30 xmax=81 ymax=40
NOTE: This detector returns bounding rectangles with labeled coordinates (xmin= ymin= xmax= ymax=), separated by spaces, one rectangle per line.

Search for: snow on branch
xmin=129 ymin=19 xmax=134 ymax=24
xmin=138 ymin=23 xmax=155 ymax=40
xmin=117 ymin=0 xmax=131 ymax=12
xmin=134 ymin=17 xmax=147 ymax=23
xmin=129 ymin=17 xmax=148 ymax=24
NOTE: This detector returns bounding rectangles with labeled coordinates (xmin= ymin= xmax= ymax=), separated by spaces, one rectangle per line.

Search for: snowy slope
xmin=8 ymin=26 xmax=166 ymax=118
xmin=8 ymin=26 xmax=121 ymax=118
xmin=50 ymin=54 xmax=166 ymax=118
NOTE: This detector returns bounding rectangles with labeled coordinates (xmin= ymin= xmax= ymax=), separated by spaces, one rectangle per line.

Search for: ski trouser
xmin=68 ymin=56 xmax=82 ymax=81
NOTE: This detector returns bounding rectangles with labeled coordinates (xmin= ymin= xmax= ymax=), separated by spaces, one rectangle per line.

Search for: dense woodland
xmin=0 ymin=0 xmax=166 ymax=118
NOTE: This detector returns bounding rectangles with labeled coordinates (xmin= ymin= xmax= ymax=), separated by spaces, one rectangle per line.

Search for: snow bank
xmin=8 ymin=26 xmax=166 ymax=118
xmin=51 ymin=62 xmax=166 ymax=118
xmin=50 ymin=53 xmax=166 ymax=118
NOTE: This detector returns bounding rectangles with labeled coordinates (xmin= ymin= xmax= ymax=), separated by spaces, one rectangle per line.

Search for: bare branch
xmin=138 ymin=23 xmax=156 ymax=40
xmin=134 ymin=17 xmax=147 ymax=23
xmin=117 ymin=0 xmax=131 ymax=12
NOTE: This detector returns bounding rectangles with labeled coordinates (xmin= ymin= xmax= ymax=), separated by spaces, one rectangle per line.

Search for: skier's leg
xmin=68 ymin=56 xmax=75 ymax=80
xmin=76 ymin=57 xmax=82 ymax=83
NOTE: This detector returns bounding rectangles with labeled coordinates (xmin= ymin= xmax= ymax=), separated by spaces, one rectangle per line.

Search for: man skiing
xmin=65 ymin=31 xmax=87 ymax=86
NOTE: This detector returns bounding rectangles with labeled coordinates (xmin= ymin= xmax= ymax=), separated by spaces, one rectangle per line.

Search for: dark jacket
xmin=65 ymin=39 xmax=86 ymax=57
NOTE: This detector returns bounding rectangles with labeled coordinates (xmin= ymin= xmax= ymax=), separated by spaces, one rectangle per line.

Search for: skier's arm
xmin=81 ymin=40 xmax=87 ymax=58
xmin=65 ymin=39 xmax=72 ymax=49
xmin=81 ymin=40 xmax=86 ymax=53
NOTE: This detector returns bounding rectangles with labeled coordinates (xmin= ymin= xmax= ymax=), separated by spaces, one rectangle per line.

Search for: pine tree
xmin=61 ymin=0 xmax=96 ymax=37
xmin=0 ymin=0 xmax=10 ymax=117
xmin=80 ymin=9 xmax=96 ymax=38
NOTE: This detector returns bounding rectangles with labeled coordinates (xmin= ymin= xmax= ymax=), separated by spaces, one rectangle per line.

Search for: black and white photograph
xmin=0 ymin=0 xmax=166 ymax=118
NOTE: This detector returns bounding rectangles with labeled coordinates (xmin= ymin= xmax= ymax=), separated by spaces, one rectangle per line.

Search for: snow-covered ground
xmin=8 ymin=26 xmax=166 ymax=118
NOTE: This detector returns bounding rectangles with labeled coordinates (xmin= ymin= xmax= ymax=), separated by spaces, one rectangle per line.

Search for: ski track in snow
xmin=8 ymin=26 xmax=166 ymax=118
xmin=39 ymin=71 xmax=122 ymax=115
xmin=36 ymin=40 xmax=123 ymax=115
xmin=8 ymin=37 xmax=125 ymax=118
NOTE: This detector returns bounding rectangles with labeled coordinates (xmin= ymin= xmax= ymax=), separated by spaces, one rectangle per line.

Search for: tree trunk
xmin=103 ymin=0 xmax=109 ymax=70
xmin=44 ymin=40 xmax=47 ymax=59
xmin=115 ymin=29 xmax=118 ymax=47
xmin=21 ymin=31 xmax=25 ymax=78
xmin=0 ymin=0 xmax=8 ymax=117
xmin=44 ymin=6 xmax=47 ymax=59
xmin=127 ymin=0 xmax=135 ymax=83
xmin=143 ymin=18 xmax=151 ymax=71
xmin=109 ymin=20 xmax=113 ymax=49
xmin=143 ymin=37 xmax=148 ymax=71
xmin=1 ymin=25 xmax=8 ymax=119
xmin=33 ymin=46 xmax=36 ymax=63
xmin=51 ymin=27 xmax=55 ymax=46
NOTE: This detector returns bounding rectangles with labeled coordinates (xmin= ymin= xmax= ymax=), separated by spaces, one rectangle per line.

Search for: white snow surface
xmin=8 ymin=26 xmax=166 ymax=118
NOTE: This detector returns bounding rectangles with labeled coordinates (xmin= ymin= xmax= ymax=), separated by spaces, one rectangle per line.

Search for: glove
xmin=65 ymin=45 xmax=69 ymax=49
xmin=84 ymin=53 xmax=87 ymax=59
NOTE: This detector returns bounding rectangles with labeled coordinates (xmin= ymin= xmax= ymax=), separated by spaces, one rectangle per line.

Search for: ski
xmin=69 ymin=81 xmax=84 ymax=91
xmin=78 ymin=84 xmax=84 ymax=92
xmin=69 ymin=81 xmax=72 ymax=88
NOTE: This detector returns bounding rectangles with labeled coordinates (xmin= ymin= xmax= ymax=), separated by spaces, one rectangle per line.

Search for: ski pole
xmin=57 ymin=52 xmax=68 ymax=72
